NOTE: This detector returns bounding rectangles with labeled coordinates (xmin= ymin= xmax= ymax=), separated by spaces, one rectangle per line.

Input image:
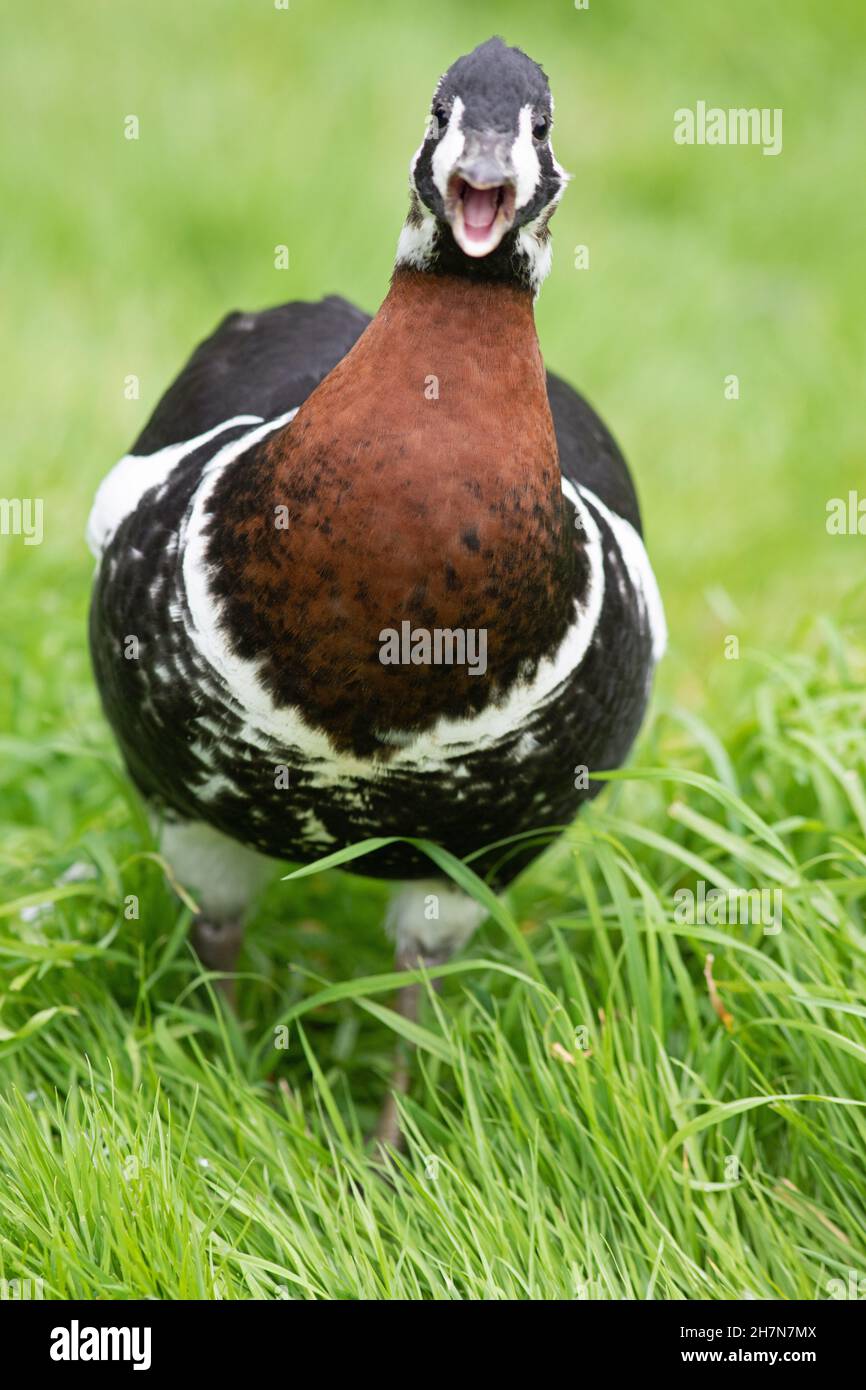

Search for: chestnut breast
xmin=205 ymin=270 xmax=577 ymax=755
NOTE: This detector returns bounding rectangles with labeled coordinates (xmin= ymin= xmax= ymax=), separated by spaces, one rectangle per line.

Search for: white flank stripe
xmin=87 ymin=415 xmax=263 ymax=558
xmin=577 ymin=484 xmax=668 ymax=661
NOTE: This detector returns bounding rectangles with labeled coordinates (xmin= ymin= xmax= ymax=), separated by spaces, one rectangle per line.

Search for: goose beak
xmin=444 ymin=135 xmax=517 ymax=258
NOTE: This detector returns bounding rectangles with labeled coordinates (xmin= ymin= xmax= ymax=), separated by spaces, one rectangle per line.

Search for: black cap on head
xmin=433 ymin=36 xmax=552 ymax=134
xmin=398 ymin=37 xmax=567 ymax=293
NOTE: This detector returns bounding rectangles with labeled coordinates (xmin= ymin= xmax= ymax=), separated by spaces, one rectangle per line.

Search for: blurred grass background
xmin=1 ymin=0 xmax=865 ymax=1300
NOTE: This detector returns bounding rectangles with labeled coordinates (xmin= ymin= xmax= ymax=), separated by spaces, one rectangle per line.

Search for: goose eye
xmin=532 ymin=116 xmax=550 ymax=142
xmin=432 ymin=105 xmax=449 ymax=135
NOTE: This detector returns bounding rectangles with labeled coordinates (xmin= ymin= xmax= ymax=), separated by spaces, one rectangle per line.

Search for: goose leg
xmin=374 ymin=944 xmax=449 ymax=1154
xmin=373 ymin=879 xmax=486 ymax=1155
xmin=191 ymin=918 xmax=245 ymax=1009
xmin=158 ymin=819 xmax=277 ymax=1012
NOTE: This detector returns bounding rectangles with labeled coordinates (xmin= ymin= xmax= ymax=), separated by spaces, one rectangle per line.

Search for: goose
xmin=88 ymin=36 xmax=665 ymax=1144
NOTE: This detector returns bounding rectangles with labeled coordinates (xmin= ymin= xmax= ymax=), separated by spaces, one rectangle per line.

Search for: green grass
xmin=2 ymin=632 xmax=866 ymax=1298
xmin=2 ymin=0 xmax=866 ymax=1299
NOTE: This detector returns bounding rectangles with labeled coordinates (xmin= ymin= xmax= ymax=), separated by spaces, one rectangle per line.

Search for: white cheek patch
xmin=431 ymin=95 xmax=465 ymax=199
xmin=511 ymin=105 xmax=541 ymax=210
xmin=517 ymin=221 xmax=553 ymax=294
xmin=395 ymin=210 xmax=438 ymax=270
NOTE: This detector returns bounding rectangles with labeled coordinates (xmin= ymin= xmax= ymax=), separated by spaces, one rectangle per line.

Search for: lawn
xmin=1 ymin=0 xmax=865 ymax=1299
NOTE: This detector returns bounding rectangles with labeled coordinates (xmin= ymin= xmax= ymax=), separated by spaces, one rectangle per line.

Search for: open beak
xmin=444 ymin=136 xmax=517 ymax=258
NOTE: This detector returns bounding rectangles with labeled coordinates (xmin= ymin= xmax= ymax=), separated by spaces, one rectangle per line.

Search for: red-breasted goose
xmin=88 ymin=37 xmax=665 ymax=1142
